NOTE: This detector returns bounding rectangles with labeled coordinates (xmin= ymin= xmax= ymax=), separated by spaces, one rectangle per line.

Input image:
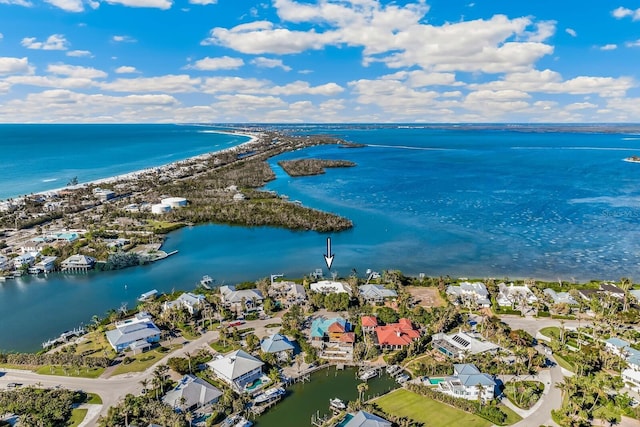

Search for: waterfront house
xmin=446 ymin=282 xmax=491 ymax=308
xmin=310 ymin=316 xmax=354 ymax=361
xmin=600 ymin=283 xmax=625 ymax=299
xmin=286 ymin=283 xmax=307 ymax=306
xmin=358 ymin=284 xmax=397 ymax=304
xmin=105 ymin=312 xmax=161 ymax=353
xmin=28 ymin=256 xmax=57 ymax=274
xmin=496 ymin=283 xmax=538 ymax=308
xmin=21 ymin=241 xmax=46 ymax=255
xmin=0 ymin=255 xmax=8 ymax=271
xmin=260 ymin=333 xmax=295 ymax=360
xmin=13 ymin=253 xmax=35 ymax=269
xmin=311 ymin=317 xmax=350 ymax=342
xmin=219 ymin=285 xmax=264 ymax=314
xmin=163 ymin=292 xmax=206 ymax=316
xmin=436 ymin=364 xmax=495 ymax=402
xmin=543 ymin=288 xmax=578 ymax=306
xmin=342 ymin=410 xmax=392 ymax=427
xmin=162 ymin=374 xmax=222 ymax=412
xmin=431 ymin=331 xmax=499 ymax=359
xmin=374 ymin=318 xmax=421 ymax=350
xmin=61 ymin=254 xmax=96 ymax=272
xmin=207 ymin=349 xmax=264 ymax=392
xmin=361 ymin=316 xmax=378 ymax=333
xmin=310 ymin=280 xmax=352 ymax=294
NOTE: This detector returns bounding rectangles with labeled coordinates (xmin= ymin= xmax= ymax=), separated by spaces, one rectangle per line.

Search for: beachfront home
xmin=162 ymin=374 xmax=222 ymax=412
xmin=431 ymin=331 xmax=500 ymax=359
xmin=600 ymin=283 xmax=625 ymax=299
xmin=61 ymin=254 xmax=96 ymax=272
xmin=446 ymin=282 xmax=491 ymax=308
xmin=207 ymin=349 xmax=264 ymax=392
xmin=219 ymin=285 xmax=264 ymax=314
xmin=436 ymin=364 xmax=495 ymax=402
xmin=93 ymin=188 xmax=116 ymax=201
xmin=374 ymin=318 xmax=421 ymax=350
xmin=342 ymin=411 xmax=392 ymax=427
xmin=13 ymin=253 xmax=35 ymax=269
xmin=163 ymin=292 xmax=206 ymax=316
xmin=28 ymin=256 xmax=57 ymax=274
xmin=105 ymin=312 xmax=161 ymax=353
xmin=543 ymin=288 xmax=578 ymax=306
xmin=260 ymin=333 xmax=295 ymax=360
xmin=310 ymin=280 xmax=352 ymax=294
xmin=496 ymin=283 xmax=538 ymax=308
xmin=358 ymin=284 xmax=397 ymax=304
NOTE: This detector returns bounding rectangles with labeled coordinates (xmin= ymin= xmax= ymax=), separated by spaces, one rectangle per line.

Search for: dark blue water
xmin=3 ymin=124 xmax=640 ymax=351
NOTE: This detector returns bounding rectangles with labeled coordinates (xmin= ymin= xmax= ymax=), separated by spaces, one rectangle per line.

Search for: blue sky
xmin=0 ymin=0 xmax=639 ymax=123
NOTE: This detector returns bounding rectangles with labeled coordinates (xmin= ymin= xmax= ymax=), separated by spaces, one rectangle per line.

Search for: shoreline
xmin=5 ymin=129 xmax=260 ymax=201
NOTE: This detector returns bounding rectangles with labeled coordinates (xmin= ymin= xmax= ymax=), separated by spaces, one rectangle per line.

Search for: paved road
xmin=0 ymin=315 xmax=285 ymax=425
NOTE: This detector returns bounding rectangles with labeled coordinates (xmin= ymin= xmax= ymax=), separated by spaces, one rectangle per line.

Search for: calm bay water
xmin=2 ymin=124 xmax=640 ymax=351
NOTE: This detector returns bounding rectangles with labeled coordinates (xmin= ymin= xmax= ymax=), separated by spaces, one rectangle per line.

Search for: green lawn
xmin=85 ymin=393 xmax=103 ymax=404
xmin=111 ymin=346 xmax=177 ymax=376
xmin=67 ymin=408 xmax=87 ymax=427
xmin=539 ymin=327 xmax=560 ymax=340
xmin=374 ymin=389 xmax=492 ymax=427
xmin=499 ymin=403 xmax=523 ymax=425
xmin=553 ymin=353 xmax=575 ymax=372
xmin=35 ymin=365 xmax=105 ymax=379
xmin=210 ymin=340 xmax=240 ymax=353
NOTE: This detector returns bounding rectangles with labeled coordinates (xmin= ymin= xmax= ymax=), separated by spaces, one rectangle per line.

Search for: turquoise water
xmin=3 ymin=124 xmax=640 ymax=351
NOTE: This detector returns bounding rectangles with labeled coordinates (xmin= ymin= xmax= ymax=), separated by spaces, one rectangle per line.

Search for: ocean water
xmin=0 ymin=124 xmax=250 ymax=200
xmin=3 ymin=124 xmax=640 ymax=351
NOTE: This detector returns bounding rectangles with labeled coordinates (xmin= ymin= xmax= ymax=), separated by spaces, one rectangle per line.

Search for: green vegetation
xmin=504 ymin=381 xmax=544 ymax=409
xmin=0 ymin=386 xmax=79 ymax=427
xmin=98 ymin=394 xmax=188 ymax=427
xmin=278 ymin=158 xmax=356 ymax=177
xmin=68 ymin=408 xmax=88 ymax=427
xmin=35 ymin=365 xmax=105 ymax=379
xmin=374 ymin=389 xmax=492 ymax=427
xmin=210 ymin=340 xmax=241 ymax=353
xmin=111 ymin=346 xmax=175 ymax=376
xmin=85 ymin=392 xmax=103 ymax=404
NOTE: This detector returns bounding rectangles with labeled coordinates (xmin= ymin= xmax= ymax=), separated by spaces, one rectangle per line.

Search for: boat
xmin=234 ymin=417 xmax=253 ymax=427
xmin=395 ymin=373 xmax=410 ymax=384
xmin=254 ymin=386 xmax=285 ymax=404
xmin=329 ymin=398 xmax=346 ymax=410
xmin=358 ymin=368 xmax=377 ymax=381
xmin=386 ymin=365 xmax=402 ymax=375
xmin=625 ymin=156 xmax=640 ymax=163
xmin=137 ymin=289 xmax=158 ymax=302
xmin=200 ymin=275 xmax=213 ymax=289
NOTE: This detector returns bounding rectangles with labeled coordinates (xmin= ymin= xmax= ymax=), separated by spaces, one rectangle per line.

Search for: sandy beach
xmin=33 ymin=130 xmax=261 ymax=198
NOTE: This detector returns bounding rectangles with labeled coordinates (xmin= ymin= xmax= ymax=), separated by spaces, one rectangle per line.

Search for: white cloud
xmin=188 ymin=0 xmax=216 ymax=4
xmin=45 ymin=0 xmax=83 ymax=12
xmin=67 ymin=50 xmax=93 ymax=57
xmin=112 ymin=35 xmax=137 ymax=43
xmin=99 ymin=74 xmax=200 ymax=93
xmin=201 ymin=76 xmax=269 ymax=94
xmin=0 ymin=33 xmax=3 ymax=40
xmin=6 ymin=75 xmax=99 ymax=89
xmin=115 ymin=66 xmax=138 ymax=74
xmin=265 ymin=81 xmax=343 ymax=96
xmin=565 ymin=102 xmax=597 ymax=110
xmin=251 ymin=57 xmax=291 ymax=71
xmin=565 ymin=28 xmax=577 ymax=37
xmin=600 ymin=44 xmax=617 ymax=51
xmin=47 ymin=63 xmax=107 ymax=79
xmin=104 ymin=0 xmax=172 ymax=9
xmin=625 ymin=39 xmax=640 ymax=48
xmin=21 ymin=34 xmax=69 ymax=50
xmin=0 ymin=57 xmax=32 ymax=75
xmin=612 ymin=6 xmax=640 ymax=20
xmin=187 ymin=56 xmax=244 ymax=71
xmin=0 ymin=0 xmax=32 ymax=6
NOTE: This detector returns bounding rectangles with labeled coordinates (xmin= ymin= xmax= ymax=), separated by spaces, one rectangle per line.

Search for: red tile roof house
xmin=361 ymin=316 xmax=379 ymax=333
xmin=375 ymin=318 xmax=421 ymax=350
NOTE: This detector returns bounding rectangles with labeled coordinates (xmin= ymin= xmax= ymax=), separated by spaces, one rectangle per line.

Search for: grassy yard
xmin=110 ymin=346 xmax=177 ymax=376
xmin=499 ymin=403 xmax=523 ymax=424
xmin=85 ymin=393 xmax=103 ymax=404
xmin=539 ymin=326 xmax=560 ymax=340
xmin=35 ymin=365 xmax=105 ymax=379
xmin=210 ymin=340 xmax=240 ymax=353
xmin=374 ymin=389 xmax=492 ymax=427
xmin=71 ymin=330 xmax=116 ymax=358
xmin=67 ymin=408 xmax=87 ymax=427
xmin=553 ymin=353 xmax=575 ymax=372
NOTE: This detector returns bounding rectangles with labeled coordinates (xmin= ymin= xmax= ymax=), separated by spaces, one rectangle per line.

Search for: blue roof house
xmin=260 ymin=333 xmax=295 ymax=360
xmin=105 ymin=313 xmax=161 ymax=352
xmin=310 ymin=317 xmax=348 ymax=341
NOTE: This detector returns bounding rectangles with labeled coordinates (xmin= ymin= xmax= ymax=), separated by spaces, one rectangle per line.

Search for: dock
xmin=42 ymin=326 xmax=86 ymax=349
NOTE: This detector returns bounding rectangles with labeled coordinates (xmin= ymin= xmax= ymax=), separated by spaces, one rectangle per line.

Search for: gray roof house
xmin=260 ymin=333 xmax=295 ymax=356
xmin=432 ymin=331 xmax=499 ymax=359
xmin=105 ymin=312 xmax=161 ymax=353
xmin=207 ymin=349 xmax=264 ymax=392
xmin=358 ymin=284 xmax=398 ymax=303
xmin=162 ymin=374 xmax=222 ymax=411
xmin=446 ymin=282 xmax=491 ymax=307
xmin=163 ymin=292 xmax=206 ymax=315
xmin=61 ymin=254 xmax=96 ymax=272
xmin=437 ymin=364 xmax=496 ymax=401
xmin=343 ymin=411 xmax=392 ymax=427
xmin=219 ymin=285 xmax=264 ymax=312
xmin=543 ymin=288 xmax=578 ymax=305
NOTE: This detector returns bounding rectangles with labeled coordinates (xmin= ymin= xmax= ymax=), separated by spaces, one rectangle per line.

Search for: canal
xmin=254 ymin=366 xmax=398 ymax=427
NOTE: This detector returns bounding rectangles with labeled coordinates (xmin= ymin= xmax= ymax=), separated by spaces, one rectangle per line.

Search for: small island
xmin=278 ymin=159 xmax=357 ymax=177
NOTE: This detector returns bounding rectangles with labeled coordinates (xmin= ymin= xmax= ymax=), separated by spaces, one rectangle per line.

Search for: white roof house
xmin=343 ymin=411 xmax=392 ymax=427
xmin=14 ymin=253 xmax=35 ymax=268
xmin=623 ymin=368 xmax=640 ymax=392
xmin=358 ymin=284 xmax=397 ymax=303
xmin=446 ymin=282 xmax=491 ymax=307
xmin=207 ymin=349 xmax=264 ymax=392
xmin=105 ymin=312 xmax=161 ymax=353
xmin=219 ymin=285 xmax=264 ymax=312
xmin=162 ymin=375 xmax=222 ymax=411
xmin=163 ymin=292 xmax=206 ymax=315
xmin=310 ymin=280 xmax=352 ymax=294
xmin=496 ymin=283 xmax=538 ymax=307
xmin=61 ymin=254 xmax=96 ymax=271
xmin=29 ymin=255 xmax=57 ymax=274
xmin=436 ymin=364 xmax=496 ymax=401
xmin=0 ymin=255 xmax=8 ymax=271
xmin=543 ymin=288 xmax=578 ymax=305
xmin=432 ymin=331 xmax=500 ymax=359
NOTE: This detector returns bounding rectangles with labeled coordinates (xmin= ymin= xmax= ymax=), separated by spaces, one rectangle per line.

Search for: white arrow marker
xmin=324 ymin=237 xmax=334 ymax=270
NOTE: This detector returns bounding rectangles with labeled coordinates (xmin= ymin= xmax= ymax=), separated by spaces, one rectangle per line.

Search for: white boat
xmin=137 ymin=289 xmax=158 ymax=302
xmin=358 ymin=368 xmax=377 ymax=381
xmin=254 ymin=386 xmax=285 ymax=404
xmin=386 ymin=365 xmax=402 ymax=375
xmin=200 ymin=275 xmax=213 ymax=289
xmin=395 ymin=373 xmax=410 ymax=384
xmin=234 ymin=417 xmax=253 ymax=427
xmin=330 ymin=398 xmax=346 ymax=410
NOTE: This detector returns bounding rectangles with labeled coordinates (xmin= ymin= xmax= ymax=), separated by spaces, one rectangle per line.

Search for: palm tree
xmin=357 ymin=382 xmax=369 ymax=402
xmin=185 ymin=351 xmax=193 ymax=374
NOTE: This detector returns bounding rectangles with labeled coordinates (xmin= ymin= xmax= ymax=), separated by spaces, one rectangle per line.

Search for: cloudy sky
xmin=1 ymin=0 xmax=639 ymax=123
